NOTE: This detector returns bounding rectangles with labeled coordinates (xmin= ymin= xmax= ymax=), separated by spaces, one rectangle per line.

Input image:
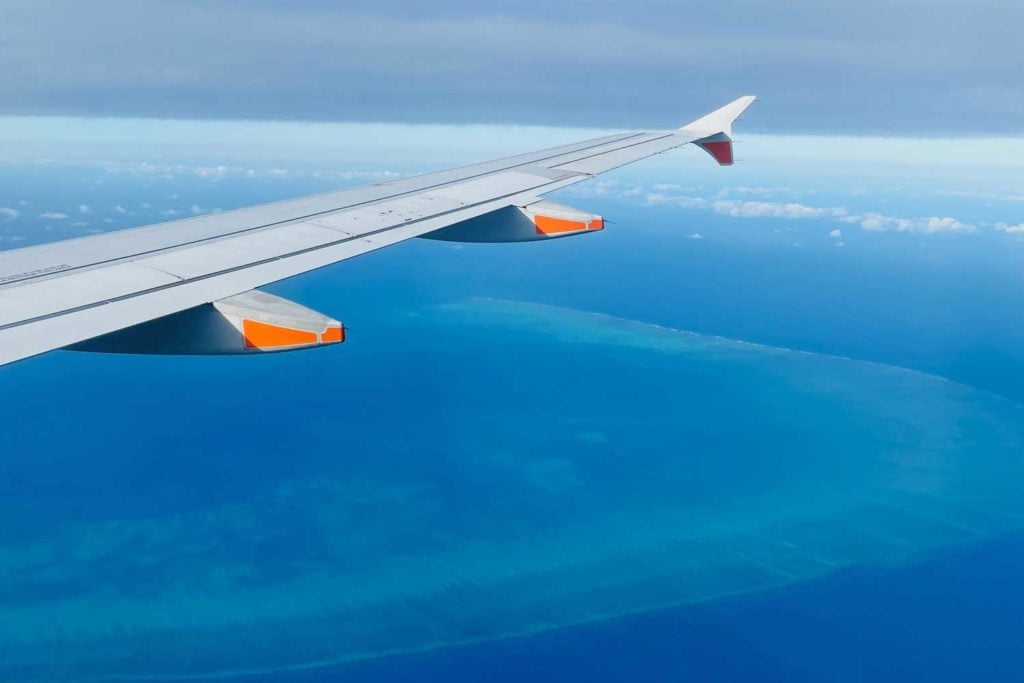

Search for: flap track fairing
xmin=69 ymin=290 xmax=344 ymax=355
xmin=422 ymin=200 xmax=604 ymax=243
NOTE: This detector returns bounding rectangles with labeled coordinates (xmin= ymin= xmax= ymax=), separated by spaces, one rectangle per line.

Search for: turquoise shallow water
xmin=2 ymin=297 xmax=1024 ymax=681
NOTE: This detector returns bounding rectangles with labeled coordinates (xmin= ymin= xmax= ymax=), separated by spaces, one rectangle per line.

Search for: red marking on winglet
xmin=698 ymin=140 xmax=734 ymax=165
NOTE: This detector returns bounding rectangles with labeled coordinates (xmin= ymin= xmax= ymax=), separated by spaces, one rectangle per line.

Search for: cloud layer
xmin=646 ymin=193 xmax=976 ymax=234
xmin=0 ymin=0 xmax=1022 ymax=133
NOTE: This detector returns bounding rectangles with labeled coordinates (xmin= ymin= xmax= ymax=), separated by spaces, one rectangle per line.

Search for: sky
xmin=3 ymin=0 xmax=1024 ymax=134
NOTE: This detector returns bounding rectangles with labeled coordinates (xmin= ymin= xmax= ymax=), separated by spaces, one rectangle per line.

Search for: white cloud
xmin=78 ymin=204 xmax=91 ymax=214
xmin=941 ymin=190 xmax=1024 ymax=202
xmin=190 ymin=204 xmax=204 ymax=214
xmin=854 ymin=213 xmax=912 ymax=231
xmin=0 ymin=207 xmax=20 ymax=220
xmin=647 ymin=190 xmax=974 ymax=234
xmin=995 ymin=222 xmax=1024 ymax=234
xmin=853 ymin=213 xmax=973 ymax=233
xmin=717 ymin=186 xmax=792 ymax=197
xmin=193 ymin=165 xmax=235 ymax=178
xmin=686 ymin=233 xmax=704 ymax=240
xmin=829 ymin=228 xmax=843 ymax=238
xmin=711 ymin=200 xmax=842 ymax=220
xmin=114 ymin=204 xmax=127 ymax=213
xmin=38 ymin=211 xmax=68 ymax=219
xmin=923 ymin=216 xmax=972 ymax=233
xmin=645 ymin=193 xmax=708 ymax=209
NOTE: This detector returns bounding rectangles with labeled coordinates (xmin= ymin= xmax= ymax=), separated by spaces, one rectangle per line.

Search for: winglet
xmin=679 ymin=95 xmax=756 ymax=166
xmin=680 ymin=95 xmax=757 ymax=138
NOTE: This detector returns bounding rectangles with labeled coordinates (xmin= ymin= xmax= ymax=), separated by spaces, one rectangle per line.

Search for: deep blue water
xmin=278 ymin=532 xmax=1024 ymax=683
xmin=2 ymin=159 xmax=1024 ymax=681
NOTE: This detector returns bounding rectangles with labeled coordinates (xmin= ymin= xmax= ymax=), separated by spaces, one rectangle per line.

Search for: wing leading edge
xmin=0 ymin=96 xmax=756 ymax=367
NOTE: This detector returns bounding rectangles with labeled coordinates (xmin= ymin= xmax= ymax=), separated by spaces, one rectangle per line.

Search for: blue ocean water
xmin=274 ymin=532 xmax=1024 ymax=683
xmin=2 ymin=153 xmax=1024 ymax=681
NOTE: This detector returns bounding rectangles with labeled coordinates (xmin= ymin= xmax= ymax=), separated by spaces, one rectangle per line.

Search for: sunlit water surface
xmin=2 ymin=298 xmax=1023 ymax=680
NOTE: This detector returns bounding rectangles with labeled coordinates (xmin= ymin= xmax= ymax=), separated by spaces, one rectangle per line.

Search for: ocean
xmin=1 ymin=132 xmax=1024 ymax=681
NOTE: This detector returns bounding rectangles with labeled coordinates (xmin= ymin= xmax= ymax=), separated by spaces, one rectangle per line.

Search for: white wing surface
xmin=0 ymin=96 xmax=755 ymax=367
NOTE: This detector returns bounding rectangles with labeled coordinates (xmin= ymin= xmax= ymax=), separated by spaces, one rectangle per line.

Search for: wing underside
xmin=0 ymin=96 xmax=755 ymax=367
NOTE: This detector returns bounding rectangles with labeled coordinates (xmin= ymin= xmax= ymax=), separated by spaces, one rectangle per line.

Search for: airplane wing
xmin=0 ymin=96 xmax=755 ymax=367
